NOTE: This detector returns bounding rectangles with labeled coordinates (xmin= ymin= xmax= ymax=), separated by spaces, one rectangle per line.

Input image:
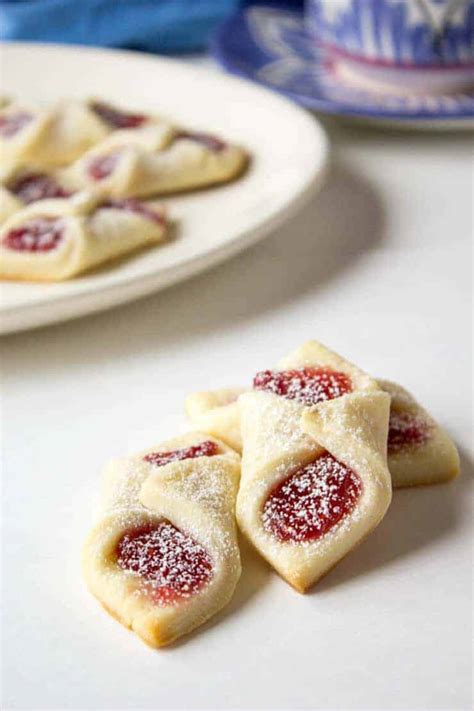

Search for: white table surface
xmin=2 ymin=87 xmax=473 ymax=710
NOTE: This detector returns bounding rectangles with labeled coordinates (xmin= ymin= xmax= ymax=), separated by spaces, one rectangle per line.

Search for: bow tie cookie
xmin=83 ymin=433 xmax=241 ymax=648
xmin=185 ymin=345 xmax=459 ymax=488
xmin=0 ymin=185 xmax=23 ymax=225
xmin=0 ymin=192 xmax=167 ymax=281
xmin=0 ymin=99 xmax=164 ymax=179
xmin=232 ymin=341 xmax=391 ymax=592
xmin=185 ymin=388 xmax=247 ymax=453
xmin=62 ymin=123 xmax=248 ymax=199
xmin=380 ymin=379 xmax=459 ymax=487
xmin=0 ymin=170 xmax=79 ymax=226
xmin=185 ymin=341 xmax=377 ymax=452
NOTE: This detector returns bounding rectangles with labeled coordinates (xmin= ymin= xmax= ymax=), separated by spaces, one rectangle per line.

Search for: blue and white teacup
xmin=306 ymin=0 xmax=474 ymax=94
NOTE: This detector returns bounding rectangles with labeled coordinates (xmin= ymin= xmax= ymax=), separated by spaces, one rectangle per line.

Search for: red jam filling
xmin=175 ymin=130 xmax=226 ymax=153
xmin=2 ymin=217 xmax=64 ymax=252
xmin=0 ymin=111 xmax=33 ymax=138
xmin=388 ymin=411 xmax=430 ymax=453
xmin=144 ymin=440 xmax=219 ymax=467
xmin=90 ymin=101 xmax=147 ymax=129
xmin=263 ymin=453 xmax=361 ymax=543
xmin=87 ymin=152 xmax=120 ymax=181
xmin=253 ymin=367 xmax=353 ymax=407
xmin=9 ymin=173 xmax=72 ymax=204
xmin=116 ymin=521 xmax=213 ymax=605
xmin=101 ymin=198 xmax=165 ymax=225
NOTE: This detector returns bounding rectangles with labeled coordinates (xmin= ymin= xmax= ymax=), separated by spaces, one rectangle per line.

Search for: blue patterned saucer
xmin=211 ymin=4 xmax=474 ymax=127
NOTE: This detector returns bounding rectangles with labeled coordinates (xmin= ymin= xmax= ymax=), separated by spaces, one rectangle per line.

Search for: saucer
xmin=212 ymin=4 xmax=474 ymax=128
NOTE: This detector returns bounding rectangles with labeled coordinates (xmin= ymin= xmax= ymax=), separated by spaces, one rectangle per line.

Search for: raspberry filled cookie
xmin=0 ymin=192 xmax=167 ymax=281
xmin=233 ymin=342 xmax=391 ymax=591
xmin=186 ymin=341 xmax=379 ymax=445
xmin=185 ymin=341 xmax=378 ymax=452
xmin=6 ymin=169 xmax=75 ymax=206
xmin=380 ymin=379 xmax=459 ymax=487
xmin=82 ymin=433 xmax=241 ymax=648
xmin=185 ymin=388 xmax=246 ymax=453
xmin=62 ymin=124 xmax=248 ymax=199
xmin=0 ymin=99 xmax=161 ymax=178
xmin=0 ymin=101 xmax=105 ymax=178
xmin=0 ymin=170 xmax=77 ymax=225
xmin=0 ymin=185 xmax=22 ymax=225
xmin=185 ymin=348 xmax=460 ymax=489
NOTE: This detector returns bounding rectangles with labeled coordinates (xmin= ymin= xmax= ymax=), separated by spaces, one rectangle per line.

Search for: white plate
xmin=0 ymin=43 xmax=329 ymax=334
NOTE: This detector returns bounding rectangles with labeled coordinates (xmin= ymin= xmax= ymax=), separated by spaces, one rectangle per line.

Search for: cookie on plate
xmin=0 ymin=192 xmax=167 ymax=281
xmin=0 ymin=99 xmax=164 ymax=178
xmin=62 ymin=123 xmax=248 ymax=198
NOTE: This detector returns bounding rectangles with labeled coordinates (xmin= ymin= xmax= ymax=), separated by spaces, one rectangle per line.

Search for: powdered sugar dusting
xmin=388 ymin=411 xmax=430 ymax=453
xmin=163 ymin=463 xmax=235 ymax=524
xmin=101 ymin=458 xmax=150 ymax=512
xmin=240 ymin=393 xmax=320 ymax=478
xmin=306 ymin=397 xmax=380 ymax=476
xmin=144 ymin=440 xmax=219 ymax=467
xmin=101 ymin=443 xmax=237 ymax=570
xmin=262 ymin=453 xmax=361 ymax=543
xmin=116 ymin=521 xmax=213 ymax=605
xmin=253 ymin=367 xmax=352 ymax=407
xmin=95 ymin=434 xmax=240 ymax=606
xmin=3 ymin=217 xmax=64 ymax=252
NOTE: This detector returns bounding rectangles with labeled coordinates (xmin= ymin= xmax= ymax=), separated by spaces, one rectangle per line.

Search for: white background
xmin=2 ymin=113 xmax=473 ymax=708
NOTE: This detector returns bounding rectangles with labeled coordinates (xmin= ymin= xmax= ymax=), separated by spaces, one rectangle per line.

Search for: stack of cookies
xmin=83 ymin=340 xmax=459 ymax=648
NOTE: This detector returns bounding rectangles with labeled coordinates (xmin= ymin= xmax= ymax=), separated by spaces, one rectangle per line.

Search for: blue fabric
xmin=0 ymin=0 xmax=240 ymax=53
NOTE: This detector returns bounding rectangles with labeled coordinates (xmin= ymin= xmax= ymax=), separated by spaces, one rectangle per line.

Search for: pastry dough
xmin=185 ymin=341 xmax=379 ymax=453
xmin=0 ymin=170 xmax=77 ymax=225
xmin=185 ymin=388 xmax=246 ymax=453
xmin=380 ymin=379 xmax=459 ymax=487
xmin=82 ymin=433 xmax=241 ymax=648
xmin=238 ymin=387 xmax=391 ymax=592
xmin=0 ymin=186 xmax=22 ymax=225
xmin=0 ymin=192 xmax=167 ymax=281
xmin=0 ymin=99 xmax=160 ymax=178
xmin=6 ymin=169 xmax=75 ymax=204
xmin=0 ymin=101 xmax=107 ymax=178
xmin=231 ymin=341 xmax=390 ymax=591
xmin=185 ymin=363 xmax=460 ymax=490
xmin=61 ymin=124 xmax=248 ymax=199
